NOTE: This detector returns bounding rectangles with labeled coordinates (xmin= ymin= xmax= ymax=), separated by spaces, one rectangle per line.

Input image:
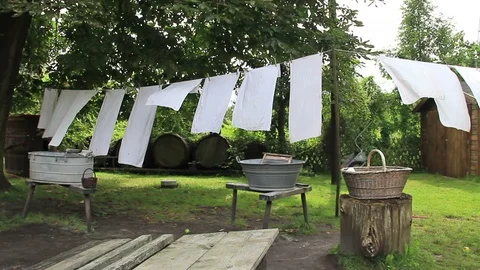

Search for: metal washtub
xmin=28 ymin=150 xmax=94 ymax=185
xmin=237 ymin=157 xmax=304 ymax=191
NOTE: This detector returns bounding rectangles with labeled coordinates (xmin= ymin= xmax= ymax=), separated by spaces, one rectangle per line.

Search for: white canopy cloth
xmin=119 ymin=85 xmax=160 ymax=167
xmin=145 ymin=79 xmax=203 ymax=111
xmin=232 ymin=64 xmax=281 ymax=131
xmin=89 ymin=89 xmax=126 ymax=156
xmin=379 ymin=56 xmax=470 ymax=132
xmin=47 ymin=90 xmax=98 ymax=147
xmin=37 ymin=89 xmax=59 ymax=129
xmin=378 ymin=55 xmax=447 ymax=104
xmin=289 ymin=53 xmax=323 ymax=143
xmin=451 ymin=66 xmax=480 ymax=105
xmin=191 ymin=73 xmax=239 ymax=134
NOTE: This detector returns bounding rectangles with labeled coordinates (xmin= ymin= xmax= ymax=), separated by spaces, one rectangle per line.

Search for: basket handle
xmin=367 ymin=149 xmax=387 ymax=172
xmin=82 ymin=168 xmax=96 ymax=178
xmin=236 ymin=156 xmax=241 ymax=163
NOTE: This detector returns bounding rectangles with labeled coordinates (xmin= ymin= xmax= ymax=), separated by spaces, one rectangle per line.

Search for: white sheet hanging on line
xmin=145 ymin=78 xmax=203 ymax=111
xmin=379 ymin=56 xmax=470 ymax=132
xmin=118 ymin=85 xmax=160 ymax=167
xmin=232 ymin=64 xmax=281 ymax=131
xmin=43 ymin=90 xmax=78 ymax=138
xmin=38 ymin=89 xmax=59 ymax=129
xmin=289 ymin=54 xmax=323 ymax=143
xmin=451 ymin=66 xmax=480 ymax=104
xmin=378 ymin=55 xmax=447 ymax=104
xmin=191 ymin=73 xmax=239 ymax=133
xmin=433 ymin=77 xmax=471 ymax=132
xmin=48 ymin=90 xmax=98 ymax=147
xmin=89 ymin=89 xmax=126 ymax=156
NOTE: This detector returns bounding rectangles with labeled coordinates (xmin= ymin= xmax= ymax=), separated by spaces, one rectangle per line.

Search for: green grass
xmin=1 ymin=172 xmax=480 ymax=269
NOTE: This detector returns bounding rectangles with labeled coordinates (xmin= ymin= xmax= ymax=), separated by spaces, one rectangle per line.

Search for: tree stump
xmin=340 ymin=193 xmax=412 ymax=257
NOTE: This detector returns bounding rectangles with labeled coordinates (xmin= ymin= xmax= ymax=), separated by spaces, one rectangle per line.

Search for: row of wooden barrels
xmin=103 ymin=133 xmax=269 ymax=169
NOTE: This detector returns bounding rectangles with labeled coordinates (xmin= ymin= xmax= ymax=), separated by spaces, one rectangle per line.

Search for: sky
xmin=340 ymin=0 xmax=480 ymax=90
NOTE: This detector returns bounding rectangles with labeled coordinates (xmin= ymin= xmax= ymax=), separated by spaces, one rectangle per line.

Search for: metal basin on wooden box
xmin=28 ymin=150 xmax=94 ymax=185
xmin=237 ymin=158 xmax=304 ymax=191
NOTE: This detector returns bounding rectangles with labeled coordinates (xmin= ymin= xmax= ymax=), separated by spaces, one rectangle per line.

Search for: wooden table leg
xmin=84 ymin=194 xmax=92 ymax=232
xmin=231 ymin=189 xmax=238 ymax=224
xmin=301 ymin=193 xmax=309 ymax=224
xmin=263 ymin=201 xmax=272 ymax=229
xmin=22 ymin=184 xmax=36 ymax=217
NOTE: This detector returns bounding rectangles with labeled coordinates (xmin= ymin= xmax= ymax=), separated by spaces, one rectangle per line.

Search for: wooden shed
xmin=414 ymin=82 xmax=478 ymax=178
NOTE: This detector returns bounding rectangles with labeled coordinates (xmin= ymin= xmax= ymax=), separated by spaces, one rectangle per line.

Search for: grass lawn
xmin=1 ymin=172 xmax=479 ymax=269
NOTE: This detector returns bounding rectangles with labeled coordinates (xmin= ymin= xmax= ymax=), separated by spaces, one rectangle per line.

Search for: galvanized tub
xmin=237 ymin=158 xmax=304 ymax=191
xmin=28 ymin=150 xmax=94 ymax=185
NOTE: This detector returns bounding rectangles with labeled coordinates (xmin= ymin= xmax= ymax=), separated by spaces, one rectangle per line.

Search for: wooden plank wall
xmin=422 ymin=108 xmax=471 ymax=178
xmin=470 ymin=105 xmax=479 ymax=176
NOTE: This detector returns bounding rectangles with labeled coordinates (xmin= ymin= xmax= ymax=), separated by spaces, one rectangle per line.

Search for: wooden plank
xmin=45 ymin=239 xmax=130 ymax=270
xmin=103 ymin=234 xmax=174 ymax=270
xmin=26 ymin=241 xmax=103 ymax=270
xmin=77 ymin=235 xmax=152 ymax=270
xmin=188 ymin=229 xmax=279 ymax=270
xmin=135 ymin=232 xmax=226 ymax=270
xmin=259 ymin=186 xmax=312 ymax=201
xmin=226 ymin=183 xmax=251 ymax=191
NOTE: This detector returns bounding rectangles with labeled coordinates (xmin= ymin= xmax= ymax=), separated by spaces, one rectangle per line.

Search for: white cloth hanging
xmin=451 ymin=66 xmax=480 ymax=105
xmin=38 ymin=89 xmax=59 ymax=129
xmin=232 ymin=65 xmax=281 ymax=131
xmin=378 ymin=55 xmax=447 ymax=104
xmin=191 ymin=73 xmax=239 ymax=133
xmin=43 ymin=90 xmax=77 ymax=138
xmin=48 ymin=90 xmax=98 ymax=147
xmin=89 ymin=89 xmax=126 ymax=156
xmin=379 ymin=56 xmax=470 ymax=132
xmin=433 ymin=78 xmax=471 ymax=132
xmin=289 ymin=54 xmax=323 ymax=143
xmin=118 ymin=85 xmax=160 ymax=167
xmin=145 ymin=78 xmax=203 ymax=111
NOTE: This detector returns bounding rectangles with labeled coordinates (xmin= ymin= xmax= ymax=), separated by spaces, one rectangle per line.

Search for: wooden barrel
xmin=194 ymin=134 xmax=229 ymax=169
xmin=244 ymin=141 xmax=268 ymax=160
xmin=152 ymin=134 xmax=191 ymax=168
xmin=5 ymin=115 xmax=46 ymax=177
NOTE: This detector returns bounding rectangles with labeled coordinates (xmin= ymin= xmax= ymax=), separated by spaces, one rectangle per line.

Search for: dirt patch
xmin=0 ymin=211 xmax=340 ymax=270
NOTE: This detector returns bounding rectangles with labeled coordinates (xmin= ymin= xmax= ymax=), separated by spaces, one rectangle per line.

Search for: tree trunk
xmin=0 ymin=12 xmax=32 ymax=191
xmin=340 ymin=194 xmax=412 ymax=257
xmin=276 ymin=95 xmax=287 ymax=153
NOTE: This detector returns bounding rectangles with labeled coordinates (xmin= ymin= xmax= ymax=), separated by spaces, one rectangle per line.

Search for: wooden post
xmin=340 ymin=194 xmax=412 ymax=257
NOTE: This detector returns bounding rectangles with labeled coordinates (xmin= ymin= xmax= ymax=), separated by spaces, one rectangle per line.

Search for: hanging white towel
xmin=232 ymin=65 xmax=281 ymax=131
xmin=289 ymin=54 xmax=323 ymax=143
xmin=191 ymin=73 xmax=239 ymax=133
xmin=145 ymin=78 xmax=203 ymax=111
xmin=43 ymin=90 xmax=77 ymax=138
xmin=379 ymin=56 xmax=470 ymax=132
xmin=38 ymin=89 xmax=59 ymax=129
xmin=433 ymin=77 xmax=471 ymax=132
xmin=378 ymin=55 xmax=447 ymax=104
xmin=451 ymin=66 xmax=480 ymax=105
xmin=89 ymin=89 xmax=126 ymax=156
xmin=118 ymin=85 xmax=160 ymax=167
xmin=48 ymin=90 xmax=98 ymax=147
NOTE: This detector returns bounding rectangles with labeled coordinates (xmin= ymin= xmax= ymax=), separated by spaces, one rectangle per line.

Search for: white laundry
xmin=232 ymin=65 xmax=281 ymax=131
xmin=191 ymin=73 xmax=239 ymax=133
xmin=433 ymin=76 xmax=471 ymax=132
xmin=43 ymin=90 xmax=78 ymax=138
xmin=145 ymin=78 xmax=203 ymax=111
xmin=118 ymin=85 xmax=160 ymax=167
xmin=451 ymin=66 xmax=480 ymax=105
xmin=48 ymin=90 xmax=98 ymax=147
xmin=379 ymin=56 xmax=470 ymax=132
xmin=89 ymin=89 xmax=126 ymax=156
xmin=37 ymin=89 xmax=59 ymax=129
xmin=289 ymin=54 xmax=323 ymax=143
xmin=378 ymin=55 xmax=447 ymax=104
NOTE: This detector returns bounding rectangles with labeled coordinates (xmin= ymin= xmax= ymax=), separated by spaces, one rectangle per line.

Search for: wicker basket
xmin=341 ymin=149 xmax=412 ymax=199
